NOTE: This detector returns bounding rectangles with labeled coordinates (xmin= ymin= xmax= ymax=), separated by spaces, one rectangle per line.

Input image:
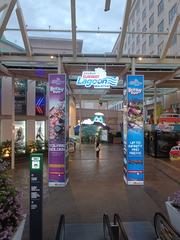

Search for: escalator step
xmin=65 ymin=223 xmax=104 ymax=240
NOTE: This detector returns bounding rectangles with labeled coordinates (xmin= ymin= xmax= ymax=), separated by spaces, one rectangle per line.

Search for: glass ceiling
xmin=3 ymin=0 xmax=126 ymax=53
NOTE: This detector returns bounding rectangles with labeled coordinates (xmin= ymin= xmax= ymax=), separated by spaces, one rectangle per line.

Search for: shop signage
xmin=48 ymin=74 xmax=69 ymax=187
xmin=123 ymin=75 xmax=144 ymax=185
xmin=76 ymin=68 xmax=119 ymax=88
xmin=30 ymin=153 xmax=43 ymax=240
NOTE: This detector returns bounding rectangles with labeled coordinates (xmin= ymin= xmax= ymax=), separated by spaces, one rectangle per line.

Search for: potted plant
xmin=165 ymin=191 xmax=180 ymax=234
xmin=0 ymin=159 xmax=25 ymax=240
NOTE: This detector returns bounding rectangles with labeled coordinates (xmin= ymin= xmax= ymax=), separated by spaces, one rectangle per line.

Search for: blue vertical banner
xmin=123 ymin=75 xmax=144 ymax=185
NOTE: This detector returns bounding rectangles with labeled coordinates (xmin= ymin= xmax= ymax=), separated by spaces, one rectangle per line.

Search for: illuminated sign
xmin=31 ymin=156 xmax=41 ymax=170
xmin=76 ymin=68 xmax=119 ymax=88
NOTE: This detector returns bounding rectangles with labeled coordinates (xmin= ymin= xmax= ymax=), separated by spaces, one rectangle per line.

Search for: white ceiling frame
xmin=0 ymin=63 xmax=12 ymax=76
xmin=0 ymin=3 xmax=8 ymax=12
xmin=1 ymin=55 xmax=180 ymax=65
xmin=71 ymin=0 xmax=77 ymax=58
xmin=0 ymin=0 xmax=17 ymax=39
xmin=16 ymin=1 xmax=32 ymax=57
xmin=160 ymin=14 xmax=180 ymax=59
xmin=116 ymin=0 xmax=132 ymax=60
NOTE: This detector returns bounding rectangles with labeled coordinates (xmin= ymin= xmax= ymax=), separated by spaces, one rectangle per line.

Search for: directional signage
xmin=30 ymin=153 xmax=43 ymax=240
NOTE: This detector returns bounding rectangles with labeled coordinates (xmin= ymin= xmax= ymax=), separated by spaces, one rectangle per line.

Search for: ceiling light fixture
xmin=104 ymin=0 xmax=111 ymax=11
xmin=138 ymin=57 xmax=143 ymax=61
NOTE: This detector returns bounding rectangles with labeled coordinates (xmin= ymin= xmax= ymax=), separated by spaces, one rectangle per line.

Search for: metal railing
xmin=103 ymin=214 xmax=114 ymax=240
xmin=154 ymin=212 xmax=180 ymax=240
xmin=114 ymin=214 xmax=128 ymax=240
xmin=55 ymin=214 xmax=65 ymax=240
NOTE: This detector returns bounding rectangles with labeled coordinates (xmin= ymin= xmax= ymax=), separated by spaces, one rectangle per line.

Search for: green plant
xmin=0 ymin=159 xmax=23 ymax=239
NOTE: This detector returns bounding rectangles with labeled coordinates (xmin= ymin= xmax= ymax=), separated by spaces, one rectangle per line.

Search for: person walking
xmin=95 ymin=134 xmax=100 ymax=158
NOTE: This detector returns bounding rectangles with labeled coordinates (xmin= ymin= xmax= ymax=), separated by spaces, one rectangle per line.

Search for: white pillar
xmin=131 ymin=58 xmax=135 ymax=75
xmin=57 ymin=56 xmax=62 ymax=74
xmin=79 ymin=95 xmax=82 ymax=150
xmin=11 ymin=78 xmax=15 ymax=169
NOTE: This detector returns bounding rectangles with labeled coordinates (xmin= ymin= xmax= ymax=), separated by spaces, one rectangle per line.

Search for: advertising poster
xmin=35 ymin=121 xmax=45 ymax=142
xmin=123 ymin=75 xmax=144 ymax=185
xmin=15 ymin=121 xmax=26 ymax=153
xmin=48 ymin=74 xmax=68 ymax=187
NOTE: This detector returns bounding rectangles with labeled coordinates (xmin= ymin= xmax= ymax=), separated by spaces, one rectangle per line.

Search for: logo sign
xmin=76 ymin=68 xmax=119 ymax=88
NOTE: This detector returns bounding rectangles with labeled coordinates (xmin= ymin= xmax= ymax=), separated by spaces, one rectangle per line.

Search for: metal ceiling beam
xmin=5 ymin=27 xmax=180 ymax=36
xmin=0 ymin=0 xmax=17 ymax=39
xmin=0 ymin=3 xmax=8 ymax=12
xmin=1 ymin=55 xmax=180 ymax=65
xmin=161 ymin=14 xmax=180 ymax=59
xmin=116 ymin=0 xmax=132 ymax=59
xmin=104 ymin=0 xmax=111 ymax=11
xmin=16 ymin=1 xmax=32 ymax=56
xmin=0 ymin=63 xmax=12 ymax=76
xmin=71 ymin=0 xmax=77 ymax=58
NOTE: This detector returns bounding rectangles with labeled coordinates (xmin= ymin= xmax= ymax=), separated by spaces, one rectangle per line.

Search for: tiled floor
xmin=10 ymin=144 xmax=180 ymax=239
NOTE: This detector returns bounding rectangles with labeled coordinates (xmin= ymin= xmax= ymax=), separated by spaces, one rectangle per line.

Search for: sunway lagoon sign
xmin=76 ymin=68 xmax=119 ymax=88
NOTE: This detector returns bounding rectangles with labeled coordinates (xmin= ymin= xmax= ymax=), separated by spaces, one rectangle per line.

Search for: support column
xmin=131 ymin=57 xmax=135 ymax=75
xmin=57 ymin=56 xmax=62 ymax=74
xmin=11 ymin=78 xmax=15 ymax=169
xmin=79 ymin=95 xmax=82 ymax=150
xmin=154 ymin=82 xmax=157 ymax=124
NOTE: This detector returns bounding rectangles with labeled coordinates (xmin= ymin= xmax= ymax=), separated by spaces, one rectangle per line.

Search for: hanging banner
xmin=48 ymin=74 xmax=68 ymax=187
xmin=123 ymin=75 xmax=144 ymax=185
xmin=76 ymin=68 xmax=119 ymax=88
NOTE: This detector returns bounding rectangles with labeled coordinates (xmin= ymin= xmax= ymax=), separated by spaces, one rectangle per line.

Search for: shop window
xmin=35 ymin=121 xmax=45 ymax=142
xmin=169 ymin=3 xmax=177 ymax=25
xmin=158 ymin=0 xmax=164 ymax=16
xmin=15 ymin=121 xmax=26 ymax=153
xmin=35 ymin=81 xmax=46 ymax=115
xmin=15 ymin=80 xmax=27 ymax=115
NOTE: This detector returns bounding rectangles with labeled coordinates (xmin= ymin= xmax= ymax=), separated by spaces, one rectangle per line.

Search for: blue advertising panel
xmin=123 ymin=75 xmax=144 ymax=185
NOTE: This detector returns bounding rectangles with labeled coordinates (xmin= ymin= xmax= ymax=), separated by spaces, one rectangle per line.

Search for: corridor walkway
xmin=10 ymin=144 xmax=180 ymax=239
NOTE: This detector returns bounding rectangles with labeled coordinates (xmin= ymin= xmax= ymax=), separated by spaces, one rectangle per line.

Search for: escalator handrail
xmin=103 ymin=214 xmax=114 ymax=240
xmin=154 ymin=212 xmax=180 ymax=240
xmin=55 ymin=214 xmax=65 ymax=240
xmin=114 ymin=213 xmax=129 ymax=240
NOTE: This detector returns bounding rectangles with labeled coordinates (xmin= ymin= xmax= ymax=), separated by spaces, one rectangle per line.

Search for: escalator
xmin=55 ymin=212 xmax=180 ymax=240
xmin=55 ymin=213 xmax=128 ymax=240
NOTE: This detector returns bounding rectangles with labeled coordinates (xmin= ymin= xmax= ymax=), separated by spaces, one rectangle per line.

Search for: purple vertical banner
xmin=48 ymin=74 xmax=68 ymax=187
